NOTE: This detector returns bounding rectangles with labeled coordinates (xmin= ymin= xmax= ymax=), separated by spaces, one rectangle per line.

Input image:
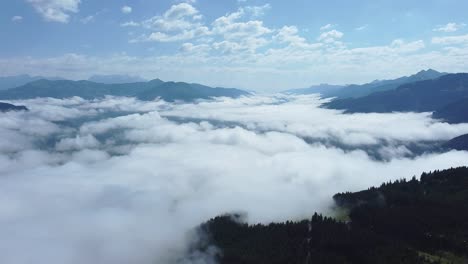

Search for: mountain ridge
xmin=0 ymin=74 xmax=64 ymax=90
xmin=0 ymin=79 xmax=250 ymax=102
xmin=432 ymin=97 xmax=468 ymax=124
xmin=324 ymin=73 xmax=468 ymax=114
xmin=286 ymin=69 xmax=446 ymax=99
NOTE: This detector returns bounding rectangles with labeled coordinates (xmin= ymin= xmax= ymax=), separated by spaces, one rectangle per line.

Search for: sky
xmin=1 ymin=0 xmax=468 ymax=91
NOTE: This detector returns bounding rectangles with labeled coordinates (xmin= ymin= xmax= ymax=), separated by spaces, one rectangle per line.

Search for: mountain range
xmin=324 ymin=73 xmax=468 ymax=115
xmin=0 ymin=74 xmax=64 ymax=90
xmin=0 ymin=79 xmax=250 ymax=102
xmin=286 ymin=69 xmax=445 ymax=99
xmin=1 ymin=70 xmax=466 ymax=125
xmin=0 ymin=74 xmax=150 ymax=91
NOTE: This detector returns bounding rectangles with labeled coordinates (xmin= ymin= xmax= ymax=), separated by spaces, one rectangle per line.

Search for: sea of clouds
xmin=1 ymin=94 xmax=468 ymax=264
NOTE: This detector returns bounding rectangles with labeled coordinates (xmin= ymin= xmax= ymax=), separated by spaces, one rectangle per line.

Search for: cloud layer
xmin=1 ymin=95 xmax=468 ymax=263
xmin=27 ymin=0 xmax=81 ymax=23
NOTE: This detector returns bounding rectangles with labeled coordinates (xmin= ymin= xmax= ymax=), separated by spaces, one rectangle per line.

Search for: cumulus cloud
xmin=318 ymin=29 xmax=344 ymax=42
xmin=120 ymin=21 xmax=140 ymax=27
xmin=1 ymin=95 xmax=468 ymax=264
xmin=179 ymin=42 xmax=210 ymax=54
xmin=130 ymin=3 xmax=209 ymax=43
xmin=27 ymin=0 xmax=81 ymax=23
xmin=274 ymin=26 xmax=309 ymax=46
xmin=433 ymin=22 xmax=466 ymax=33
xmin=127 ymin=2 xmax=273 ymax=49
xmin=244 ymin=4 xmax=271 ymax=17
xmin=432 ymin=34 xmax=468 ymax=45
xmin=80 ymin=15 xmax=94 ymax=24
xmin=121 ymin=5 xmax=132 ymax=14
xmin=207 ymin=7 xmax=273 ymax=53
xmin=319 ymin=23 xmax=334 ymax=31
xmin=355 ymin=24 xmax=368 ymax=31
xmin=11 ymin=16 xmax=23 ymax=22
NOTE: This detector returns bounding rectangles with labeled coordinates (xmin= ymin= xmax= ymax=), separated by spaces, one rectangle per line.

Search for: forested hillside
xmin=189 ymin=167 xmax=468 ymax=264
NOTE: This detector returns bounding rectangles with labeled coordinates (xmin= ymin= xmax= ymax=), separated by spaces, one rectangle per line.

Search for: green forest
xmin=188 ymin=167 xmax=468 ymax=264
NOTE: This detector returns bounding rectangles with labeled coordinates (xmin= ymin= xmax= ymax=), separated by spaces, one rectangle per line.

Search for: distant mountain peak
xmin=412 ymin=69 xmax=443 ymax=79
xmin=418 ymin=68 xmax=439 ymax=74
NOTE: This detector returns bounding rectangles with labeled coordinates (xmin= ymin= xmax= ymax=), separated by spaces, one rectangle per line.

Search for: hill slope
xmin=444 ymin=134 xmax=468 ymax=151
xmin=286 ymin=69 xmax=445 ymax=99
xmin=324 ymin=73 xmax=468 ymax=113
xmin=189 ymin=167 xmax=468 ymax=264
xmin=0 ymin=102 xmax=28 ymax=112
xmin=432 ymin=97 xmax=468 ymax=124
xmin=324 ymin=69 xmax=445 ymax=99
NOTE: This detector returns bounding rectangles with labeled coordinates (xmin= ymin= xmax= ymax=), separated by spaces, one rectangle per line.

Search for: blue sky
xmin=1 ymin=0 xmax=468 ymax=91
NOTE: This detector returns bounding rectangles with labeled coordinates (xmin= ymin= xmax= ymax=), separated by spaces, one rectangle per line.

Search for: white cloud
xmin=244 ymin=4 xmax=271 ymax=17
xmin=210 ymin=8 xmax=272 ymax=52
xmin=212 ymin=18 xmax=271 ymax=40
xmin=121 ymin=5 xmax=132 ymax=14
xmin=274 ymin=26 xmax=308 ymax=46
xmin=132 ymin=3 xmax=209 ymax=42
xmin=1 ymin=95 xmax=468 ymax=263
xmin=318 ymin=29 xmax=344 ymax=43
xmin=390 ymin=39 xmax=425 ymax=53
xmin=355 ymin=24 xmax=368 ymax=31
xmin=27 ymin=0 xmax=81 ymax=23
xmin=433 ymin=22 xmax=466 ymax=33
xmin=179 ymin=42 xmax=210 ymax=53
xmin=121 ymin=21 xmax=140 ymax=27
xmin=80 ymin=15 xmax=94 ymax=24
xmin=128 ymin=3 xmax=273 ymax=51
xmin=146 ymin=30 xmax=208 ymax=42
xmin=55 ymin=135 xmax=101 ymax=151
xmin=164 ymin=3 xmax=198 ymax=20
xmin=11 ymin=16 xmax=23 ymax=22
xmin=432 ymin=34 xmax=468 ymax=45
xmin=319 ymin=23 xmax=334 ymax=31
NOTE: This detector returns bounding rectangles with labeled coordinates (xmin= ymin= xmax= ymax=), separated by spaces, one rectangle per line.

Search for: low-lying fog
xmin=1 ymin=95 xmax=468 ymax=264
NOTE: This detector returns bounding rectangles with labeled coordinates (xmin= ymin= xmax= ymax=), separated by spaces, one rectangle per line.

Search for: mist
xmin=1 ymin=94 xmax=468 ymax=264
